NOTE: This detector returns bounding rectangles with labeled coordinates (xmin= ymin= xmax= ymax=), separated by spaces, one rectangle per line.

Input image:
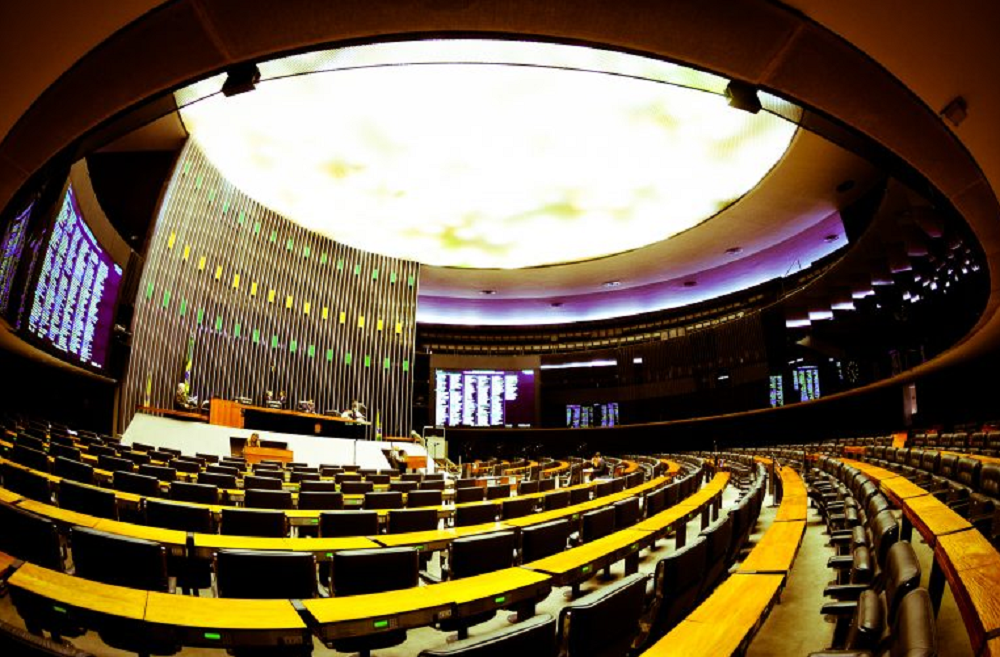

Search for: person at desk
xmin=341 ymin=400 xmax=367 ymax=422
xmin=174 ymin=382 xmax=197 ymax=410
xmin=591 ymin=452 xmax=608 ymax=478
xmin=264 ymin=390 xmax=287 ymax=409
xmin=247 ymin=433 xmax=262 ymax=448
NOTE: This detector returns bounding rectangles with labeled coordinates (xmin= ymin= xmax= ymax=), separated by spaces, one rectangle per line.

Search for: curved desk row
xmin=0 ymin=462 xmax=709 ymax=654
xmin=840 ymin=457 xmax=1000 ymax=657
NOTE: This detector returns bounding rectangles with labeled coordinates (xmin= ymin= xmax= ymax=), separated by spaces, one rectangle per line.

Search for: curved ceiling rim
xmin=0 ymin=0 xmax=997 ymax=372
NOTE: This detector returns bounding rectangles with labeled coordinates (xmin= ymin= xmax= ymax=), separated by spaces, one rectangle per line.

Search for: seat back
xmin=502 ymin=497 xmax=536 ymax=520
xmin=388 ymin=508 xmax=439 ymax=533
xmin=58 ymin=480 xmax=117 ymax=519
xmin=138 ymin=464 xmax=177 ymax=482
xmin=52 ymin=456 xmax=94 ymax=485
xmin=956 ymin=457 xmax=982 ymax=488
xmin=408 ymin=489 xmax=443 ymax=508
xmin=0 ymin=502 xmax=63 ymax=570
xmin=891 ymin=589 xmax=937 ymax=657
xmin=844 ymin=588 xmax=885 ymax=651
xmin=884 ymin=541 xmax=921 ymax=622
xmin=581 ymin=506 xmax=617 ymax=543
xmin=938 ymin=454 xmax=959 ymax=479
xmin=221 ymin=508 xmax=287 ymax=537
xmin=320 ymin=510 xmax=379 ymax=537
xmin=570 ymin=487 xmax=591 ymax=505
xmin=520 ymin=519 xmax=571 ymax=562
xmin=114 ymin=470 xmax=161 ymax=498
xmin=197 ymin=471 xmax=237 ymax=489
xmin=653 ymin=535 xmax=708 ymax=631
xmin=645 ymin=488 xmax=666 ymax=517
xmin=145 ymin=498 xmax=214 ymax=533
xmin=871 ymin=509 xmax=901 ymax=570
xmin=364 ymin=491 xmax=404 ymax=510
xmin=244 ymin=488 xmax=293 ymax=509
xmin=332 ymin=547 xmax=419 ymax=596
xmin=979 ymin=464 xmax=1000 ymax=498
xmin=300 ymin=480 xmax=338 ymax=492
xmin=457 ymin=487 xmax=486 ymax=504
xmin=171 ymin=480 xmax=219 ymax=504
xmin=539 ymin=478 xmax=557 ymax=492
xmin=12 ymin=445 xmax=51 ymax=472
xmin=390 ymin=480 xmax=419 ymax=494
xmin=1 ymin=463 xmax=51 ymax=502
xmin=70 ymin=526 xmax=168 ymax=591
xmin=97 ymin=455 xmax=134 ymax=474
xmin=48 ymin=443 xmax=81 ymax=462
xmin=701 ymin=512 xmax=734 ymax=589
xmin=613 ymin=497 xmax=641 ymax=528
xmin=244 ymin=474 xmax=283 ymax=490
xmin=298 ymin=491 xmax=344 ymax=510
xmin=543 ymin=490 xmax=570 ymax=510
xmin=486 ymin=484 xmax=511 ymax=500
xmin=449 ymin=531 xmax=517 ymax=579
xmin=342 ymin=480 xmax=375 ymax=495
xmin=215 ymin=549 xmax=317 ymax=599
xmin=518 ymin=480 xmax=540 ymax=495
xmin=455 ymin=503 xmax=498 ymax=527
xmin=558 ymin=573 xmax=648 ymax=657
xmin=420 ymin=479 xmax=446 ymax=491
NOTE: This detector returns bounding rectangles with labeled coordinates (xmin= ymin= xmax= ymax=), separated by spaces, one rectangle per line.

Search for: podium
xmin=244 ymin=445 xmax=294 ymax=465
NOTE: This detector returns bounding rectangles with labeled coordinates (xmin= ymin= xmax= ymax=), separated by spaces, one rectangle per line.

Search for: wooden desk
xmin=8 ymin=562 xmax=148 ymax=620
xmin=880 ymin=476 xmax=929 ymax=503
xmin=208 ymin=399 xmax=244 ymax=428
xmin=935 ymin=530 xmax=1000 ymax=656
xmin=523 ymin=528 xmax=651 ymax=587
xmin=144 ymin=591 xmax=309 ymax=649
xmin=17 ymin=499 xmax=102 ymax=529
xmin=774 ymin=495 xmax=808 ymax=522
xmin=92 ymin=519 xmax=187 ymax=554
xmin=642 ymin=573 xmax=784 ymax=656
xmin=374 ymin=523 xmax=510 ymax=553
xmin=244 ymin=445 xmax=294 ymax=465
xmin=304 ymin=567 xmax=551 ymax=643
xmin=192 ymin=534 xmax=378 ymax=560
xmin=137 ymin=407 xmax=207 ymax=423
xmin=737 ymin=520 xmax=806 ymax=574
xmin=0 ymin=550 xmax=18 ymax=579
xmin=0 ymin=487 xmax=23 ymax=504
xmin=901 ymin=494 xmax=972 ymax=546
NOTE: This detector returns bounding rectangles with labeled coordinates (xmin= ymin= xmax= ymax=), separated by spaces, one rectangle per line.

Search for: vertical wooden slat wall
xmin=120 ymin=141 xmax=419 ymax=438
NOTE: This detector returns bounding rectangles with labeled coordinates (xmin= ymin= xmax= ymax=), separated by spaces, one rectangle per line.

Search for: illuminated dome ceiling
xmin=178 ymin=40 xmax=799 ymax=270
xmin=175 ymin=39 xmax=879 ymax=324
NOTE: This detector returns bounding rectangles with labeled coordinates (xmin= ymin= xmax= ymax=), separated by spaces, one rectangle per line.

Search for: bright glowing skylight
xmin=179 ymin=40 xmax=799 ymax=269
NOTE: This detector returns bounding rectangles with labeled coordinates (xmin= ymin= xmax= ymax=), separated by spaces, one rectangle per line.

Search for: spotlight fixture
xmin=682 ymin=280 xmax=698 ymax=288
xmin=479 ymin=289 xmax=496 ymax=295
xmin=550 ymin=301 xmax=564 ymax=307
xmin=940 ymin=96 xmax=967 ymax=127
xmin=724 ymin=80 xmax=762 ymax=114
xmin=222 ymin=63 xmax=262 ymax=97
xmin=824 ymin=234 xmax=840 ymax=243
xmin=835 ymin=179 xmax=856 ymax=193
xmin=602 ymin=280 xmax=621 ymax=288
xmin=725 ymin=246 xmax=743 ymax=255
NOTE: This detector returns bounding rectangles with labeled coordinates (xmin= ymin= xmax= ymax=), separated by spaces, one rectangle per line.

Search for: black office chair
xmin=11 ymin=445 xmax=50 ymax=472
xmin=221 ymin=508 xmax=287 ymax=537
xmin=570 ymin=487 xmax=591 ymax=505
xmin=486 ymin=484 xmax=511 ymax=500
xmin=456 ymin=487 xmax=486 ymax=504
xmin=502 ymin=497 xmax=536 ymax=520
xmin=543 ymin=490 xmax=570 ymax=511
xmin=613 ymin=497 xmax=641 ymax=528
xmin=520 ymin=519 xmax=571 ymax=562
xmin=207 ymin=463 xmax=240 ymax=477
xmin=650 ymin=535 xmax=708 ymax=634
xmin=645 ymin=488 xmax=667 ymax=517
xmin=298 ymin=491 xmax=344 ymax=510
xmin=420 ymin=479 xmax=446 ymax=491
xmin=122 ymin=450 xmax=151 ymax=466
xmin=580 ymin=506 xmax=616 ymax=543
xmin=70 ymin=526 xmax=169 ymax=591
xmin=454 ymin=503 xmax=498 ymax=527
xmin=0 ymin=502 xmax=63 ymax=570
xmin=366 ymin=473 xmax=391 ymax=485
xmin=290 ymin=470 xmax=320 ymax=484
xmin=170 ymin=459 xmax=201 ymax=475
xmin=52 ymin=456 xmax=94 ymax=485
xmin=594 ymin=481 xmax=614 ymax=498
xmin=145 ymin=498 xmax=215 ymax=592
xmin=198 ymin=471 xmax=237 ymax=490
xmin=215 ymin=549 xmax=317 ymax=599
xmin=319 ymin=510 xmax=379 ymax=537
xmin=1 ymin=462 xmax=51 ymax=502
xmin=300 ymin=480 xmax=338 ymax=492
xmin=388 ymin=508 xmax=439 ymax=533
xmin=139 ymin=464 xmax=177 ymax=482
xmin=14 ymin=434 xmax=45 ymax=452
xmin=244 ymin=488 xmax=293 ymax=509
xmin=58 ymin=480 xmax=118 ymax=520
xmin=557 ymin=572 xmax=648 ymax=657
xmin=48 ymin=443 xmax=81 ymax=463
xmin=390 ymin=480 xmax=419 ymax=494
xmin=342 ymin=480 xmax=375 ymax=495
xmin=364 ymin=491 xmax=403 ymax=510
xmin=419 ymin=613 xmax=556 ymax=657
xmin=170 ymin=480 xmax=219 ymax=504
xmin=97 ymin=455 xmax=134 ymax=474
xmin=407 ymin=489 xmax=443 ymax=508
xmin=329 ymin=548 xmax=419 ymax=657
xmin=439 ymin=531 xmax=518 ymax=638
xmin=518 ymin=480 xmax=540 ymax=495
xmin=114 ymin=470 xmax=162 ymax=500
xmin=195 ymin=452 xmax=220 ymax=463
xmin=244 ymin=474 xmax=283 ymax=490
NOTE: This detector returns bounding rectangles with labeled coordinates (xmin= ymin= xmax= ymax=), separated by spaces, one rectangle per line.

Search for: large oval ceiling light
xmin=179 ymin=40 xmax=799 ymax=269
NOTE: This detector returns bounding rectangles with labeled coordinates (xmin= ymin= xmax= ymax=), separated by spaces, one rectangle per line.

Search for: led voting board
xmin=0 ymin=202 xmax=32 ymax=315
xmin=434 ymin=369 xmax=536 ymax=427
xmin=27 ymin=186 xmax=122 ymax=370
xmin=566 ymin=402 xmax=620 ymax=428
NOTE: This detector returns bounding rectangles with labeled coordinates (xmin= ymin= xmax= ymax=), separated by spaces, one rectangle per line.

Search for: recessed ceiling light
xmin=683 ymin=280 xmax=698 ymax=288
xmin=602 ymin=280 xmax=621 ymax=288
xmin=725 ymin=246 xmax=743 ymax=255
xmin=836 ymin=179 xmax=856 ymax=193
xmin=550 ymin=301 xmax=564 ymax=307
xmin=824 ymin=234 xmax=840 ymax=243
xmin=480 ymin=289 xmax=496 ymax=295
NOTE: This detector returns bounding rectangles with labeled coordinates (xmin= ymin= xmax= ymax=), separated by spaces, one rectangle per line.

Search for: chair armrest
xmin=820 ymin=600 xmax=860 ymax=616
xmin=823 ymin=584 xmax=869 ymax=600
xmin=807 ymin=651 xmax=873 ymax=657
xmin=826 ymin=555 xmax=853 ymax=569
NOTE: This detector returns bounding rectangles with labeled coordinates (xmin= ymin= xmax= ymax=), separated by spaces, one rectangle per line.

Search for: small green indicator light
xmin=415 ymin=545 xmax=424 ymax=551
xmin=582 ymin=565 xmax=591 ymax=573
xmin=326 ymin=552 xmax=334 ymax=558
xmin=312 ymin=519 xmax=319 ymax=525
xmin=494 ymin=596 xmax=506 ymax=604
xmin=374 ymin=620 xmax=389 ymax=629
xmin=204 ymin=633 xmax=222 ymax=641
xmin=53 ymin=606 xmax=67 ymax=614
xmin=572 ymin=514 xmax=579 ymax=520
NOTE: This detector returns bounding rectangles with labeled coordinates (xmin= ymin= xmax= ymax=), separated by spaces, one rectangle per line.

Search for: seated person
xmin=591 ymin=452 xmax=608 ymax=478
xmin=298 ymin=399 xmax=316 ymax=413
xmin=175 ymin=382 xmax=198 ymax=410
xmin=264 ymin=390 xmax=286 ymax=409
xmin=246 ymin=433 xmax=262 ymax=449
xmin=341 ymin=400 xmax=367 ymax=422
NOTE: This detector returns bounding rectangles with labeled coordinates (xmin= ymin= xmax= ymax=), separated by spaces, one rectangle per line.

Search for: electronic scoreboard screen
xmin=26 ymin=185 xmax=122 ymax=371
xmin=434 ymin=368 xmax=536 ymax=427
xmin=566 ymin=402 xmax=620 ymax=428
xmin=0 ymin=201 xmax=32 ymax=315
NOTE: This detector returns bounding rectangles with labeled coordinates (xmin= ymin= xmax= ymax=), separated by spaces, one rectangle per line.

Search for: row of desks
xmin=0 ymin=462 xmax=705 ymax=653
xmin=643 ymin=465 xmax=806 ymax=655
xmin=840 ymin=458 xmax=1000 ymax=657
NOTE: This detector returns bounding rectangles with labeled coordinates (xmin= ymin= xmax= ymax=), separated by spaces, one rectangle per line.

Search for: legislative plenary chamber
xmin=1 ymin=2 xmax=999 ymax=656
